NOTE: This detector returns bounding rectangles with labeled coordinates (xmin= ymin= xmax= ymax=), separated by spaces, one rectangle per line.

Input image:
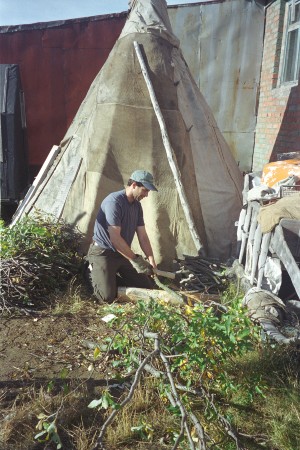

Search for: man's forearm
xmin=139 ymin=236 xmax=156 ymax=268
xmin=112 ymin=236 xmax=137 ymax=260
xmin=108 ymin=227 xmax=136 ymax=260
xmin=148 ymin=255 xmax=156 ymax=268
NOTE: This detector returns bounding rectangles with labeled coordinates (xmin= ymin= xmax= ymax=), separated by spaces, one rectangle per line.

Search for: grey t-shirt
xmin=93 ymin=189 xmax=145 ymax=251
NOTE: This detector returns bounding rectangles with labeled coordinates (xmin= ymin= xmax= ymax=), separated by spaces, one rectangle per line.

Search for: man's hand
xmin=131 ymin=255 xmax=153 ymax=275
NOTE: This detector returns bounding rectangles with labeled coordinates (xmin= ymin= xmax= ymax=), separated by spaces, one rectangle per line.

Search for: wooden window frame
xmin=280 ymin=0 xmax=300 ymax=85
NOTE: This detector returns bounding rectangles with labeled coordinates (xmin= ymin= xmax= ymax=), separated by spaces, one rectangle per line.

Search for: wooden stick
xmin=250 ymin=224 xmax=262 ymax=285
xmin=133 ymin=41 xmax=203 ymax=253
xmin=238 ymin=203 xmax=252 ymax=264
xmin=153 ymin=268 xmax=175 ymax=279
xmin=244 ymin=207 xmax=258 ymax=277
xmin=257 ymin=232 xmax=271 ymax=288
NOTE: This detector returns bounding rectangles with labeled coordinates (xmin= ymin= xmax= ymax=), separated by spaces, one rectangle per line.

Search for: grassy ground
xmin=2 ymin=215 xmax=300 ymax=449
xmin=1 ymin=282 xmax=300 ymax=450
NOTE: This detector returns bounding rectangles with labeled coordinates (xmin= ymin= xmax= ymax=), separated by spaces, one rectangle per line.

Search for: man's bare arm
xmin=108 ymin=225 xmax=136 ymax=260
xmin=137 ymin=226 xmax=157 ymax=268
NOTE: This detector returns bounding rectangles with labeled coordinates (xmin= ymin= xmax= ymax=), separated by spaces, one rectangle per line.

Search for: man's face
xmin=133 ymin=184 xmax=150 ymax=201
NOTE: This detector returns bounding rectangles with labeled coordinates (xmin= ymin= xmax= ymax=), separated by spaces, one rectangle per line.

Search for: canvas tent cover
xmin=16 ymin=0 xmax=243 ymax=266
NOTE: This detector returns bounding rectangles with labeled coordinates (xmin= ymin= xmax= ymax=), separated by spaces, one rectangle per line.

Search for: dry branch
xmin=93 ymin=332 xmax=213 ymax=450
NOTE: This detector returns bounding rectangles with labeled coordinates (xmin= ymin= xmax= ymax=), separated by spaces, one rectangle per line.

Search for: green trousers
xmin=86 ymin=243 xmax=155 ymax=302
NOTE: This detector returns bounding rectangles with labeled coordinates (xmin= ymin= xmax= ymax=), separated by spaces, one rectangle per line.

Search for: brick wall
xmin=253 ymin=0 xmax=300 ymax=172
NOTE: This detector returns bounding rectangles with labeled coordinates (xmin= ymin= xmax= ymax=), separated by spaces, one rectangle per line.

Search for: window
xmin=282 ymin=0 xmax=300 ymax=83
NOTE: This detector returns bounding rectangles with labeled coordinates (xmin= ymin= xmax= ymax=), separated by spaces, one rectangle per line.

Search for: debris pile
xmin=0 ymin=217 xmax=83 ymax=312
xmin=175 ymin=255 xmax=228 ymax=294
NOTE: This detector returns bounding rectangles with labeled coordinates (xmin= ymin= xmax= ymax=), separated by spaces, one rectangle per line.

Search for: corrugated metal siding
xmin=169 ymin=1 xmax=265 ymax=171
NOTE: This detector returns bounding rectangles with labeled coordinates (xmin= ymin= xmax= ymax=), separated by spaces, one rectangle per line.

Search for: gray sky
xmin=0 ymin=0 xmax=204 ymax=26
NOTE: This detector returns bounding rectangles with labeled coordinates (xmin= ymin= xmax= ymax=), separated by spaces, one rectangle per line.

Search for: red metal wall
xmin=0 ymin=14 xmax=126 ymax=179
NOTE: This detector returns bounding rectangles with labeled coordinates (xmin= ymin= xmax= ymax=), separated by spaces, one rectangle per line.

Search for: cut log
xmin=117 ymin=287 xmax=219 ymax=306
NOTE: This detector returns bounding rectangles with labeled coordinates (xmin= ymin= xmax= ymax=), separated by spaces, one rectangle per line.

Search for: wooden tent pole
xmin=10 ymin=145 xmax=60 ymax=227
xmin=133 ymin=41 xmax=203 ymax=253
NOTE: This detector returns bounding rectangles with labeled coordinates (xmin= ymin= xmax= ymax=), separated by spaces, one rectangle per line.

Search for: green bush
xmin=88 ymin=295 xmax=262 ymax=448
xmin=103 ymin=297 xmax=260 ymax=392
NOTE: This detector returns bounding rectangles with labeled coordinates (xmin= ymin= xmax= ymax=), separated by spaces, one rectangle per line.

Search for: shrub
xmin=0 ymin=212 xmax=84 ymax=309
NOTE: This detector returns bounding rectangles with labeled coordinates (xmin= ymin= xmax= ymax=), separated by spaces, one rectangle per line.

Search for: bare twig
xmin=93 ymin=331 xmax=209 ymax=450
xmin=93 ymin=345 xmax=160 ymax=450
xmin=175 ymin=384 xmax=242 ymax=449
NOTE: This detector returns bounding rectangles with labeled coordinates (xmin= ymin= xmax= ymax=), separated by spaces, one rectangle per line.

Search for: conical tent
xmin=17 ymin=0 xmax=243 ymax=266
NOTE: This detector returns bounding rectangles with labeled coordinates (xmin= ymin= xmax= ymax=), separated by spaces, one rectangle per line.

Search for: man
xmin=86 ymin=170 xmax=158 ymax=302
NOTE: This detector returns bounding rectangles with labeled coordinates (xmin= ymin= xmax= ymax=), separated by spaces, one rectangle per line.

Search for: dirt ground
xmin=0 ymin=298 xmax=163 ymax=449
xmin=0 ymin=300 xmax=117 ymax=385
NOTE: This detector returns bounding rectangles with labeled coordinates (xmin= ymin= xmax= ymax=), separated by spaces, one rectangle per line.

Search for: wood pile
xmin=175 ymin=255 xmax=228 ymax=295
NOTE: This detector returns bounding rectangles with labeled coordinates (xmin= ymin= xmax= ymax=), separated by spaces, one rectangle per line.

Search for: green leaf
xmin=112 ymin=402 xmax=121 ymax=410
xmin=112 ymin=359 xmax=123 ymax=367
xmin=167 ymin=405 xmax=181 ymax=416
xmin=47 ymin=422 xmax=57 ymax=433
xmin=34 ymin=429 xmax=48 ymax=439
xmin=229 ymin=333 xmax=236 ymax=343
xmin=93 ymin=347 xmax=101 ymax=359
xmin=224 ymin=316 xmax=232 ymax=335
xmin=237 ymin=329 xmax=250 ymax=339
xmin=255 ymin=385 xmax=266 ymax=398
xmin=101 ymin=394 xmax=109 ymax=409
xmin=51 ymin=431 xmax=63 ymax=449
xmin=88 ymin=398 xmax=103 ymax=409
xmin=60 ymin=367 xmax=69 ymax=379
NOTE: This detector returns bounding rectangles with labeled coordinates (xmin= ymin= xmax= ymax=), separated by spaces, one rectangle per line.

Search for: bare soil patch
xmin=0 ymin=300 xmax=115 ymax=385
xmin=0 ymin=298 xmax=169 ymax=450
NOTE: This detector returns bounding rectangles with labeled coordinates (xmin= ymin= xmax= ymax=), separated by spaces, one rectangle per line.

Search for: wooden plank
xmin=10 ymin=145 xmax=60 ymax=226
xmin=270 ymin=223 xmax=300 ymax=298
xmin=242 ymin=173 xmax=250 ymax=204
xmin=237 ymin=208 xmax=247 ymax=241
xmin=51 ymin=154 xmax=82 ymax=220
